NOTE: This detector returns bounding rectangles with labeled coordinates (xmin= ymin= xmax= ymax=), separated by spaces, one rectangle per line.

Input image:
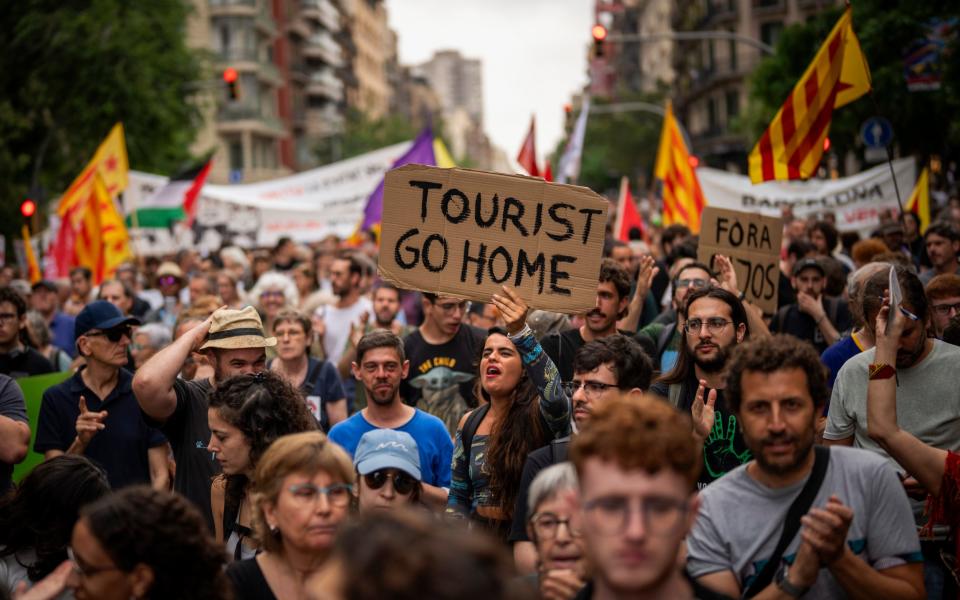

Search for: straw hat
xmin=200 ymin=306 xmax=277 ymax=350
xmin=156 ymin=262 xmax=185 ymax=281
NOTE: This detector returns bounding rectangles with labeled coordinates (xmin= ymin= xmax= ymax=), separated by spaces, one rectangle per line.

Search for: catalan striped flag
xmin=905 ymin=166 xmax=930 ymax=233
xmin=655 ymin=101 xmax=706 ymax=234
xmin=748 ymin=7 xmax=871 ymax=183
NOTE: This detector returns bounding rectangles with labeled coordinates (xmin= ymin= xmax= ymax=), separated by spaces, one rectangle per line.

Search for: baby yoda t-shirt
xmin=401 ymin=325 xmax=486 ymax=437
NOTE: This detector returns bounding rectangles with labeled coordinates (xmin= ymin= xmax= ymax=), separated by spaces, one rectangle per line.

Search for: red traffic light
xmin=20 ymin=199 xmax=36 ymax=218
xmin=223 ymin=68 xmax=238 ymax=83
xmin=592 ymin=24 xmax=607 ymax=41
xmin=823 ymin=136 xmax=831 ymax=152
xmin=688 ymin=155 xmax=700 ymax=168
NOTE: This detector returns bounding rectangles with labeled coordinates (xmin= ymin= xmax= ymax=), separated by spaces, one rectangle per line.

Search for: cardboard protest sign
xmin=378 ymin=165 xmax=608 ymax=313
xmin=697 ymin=206 xmax=783 ymax=314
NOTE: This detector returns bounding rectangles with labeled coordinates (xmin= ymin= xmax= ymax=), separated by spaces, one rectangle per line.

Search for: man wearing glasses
xmin=650 ymin=286 xmax=752 ymax=489
xmin=35 ymin=301 xmax=169 ymax=490
xmin=923 ymin=273 xmax=960 ymax=339
xmin=0 ymin=286 xmax=54 ymax=377
xmin=689 ymin=335 xmax=923 ymax=599
xmin=402 ymin=292 xmax=485 ymax=436
xmin=570 ymin=397 xmax=732 ymax=600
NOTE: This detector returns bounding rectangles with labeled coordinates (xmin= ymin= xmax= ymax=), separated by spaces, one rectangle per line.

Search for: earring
xmin=269 ymin=523 xmax=278 ymax=534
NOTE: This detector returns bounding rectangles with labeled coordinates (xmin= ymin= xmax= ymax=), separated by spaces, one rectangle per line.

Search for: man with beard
xmin=541 ymin=259 xmax=633 ymax=382
xmin=771 ymin=258 xmax=852 ymax=354
xmin=329 ymin=330 xmax=452 ymax=509
xmin=318 ymin=253 xmax=373 ymax=365
xmin=919 ymin=222 xmax=960 ymax=286
xmin=134 ymin=306 xmax=274 ymax=530
xmin=689 ymin=335 xmax=923 ymax=599
xmin=650 ymin=287 xmax=752 ymax=488
xmin=826 ymin=266 xmax=960 ymax=595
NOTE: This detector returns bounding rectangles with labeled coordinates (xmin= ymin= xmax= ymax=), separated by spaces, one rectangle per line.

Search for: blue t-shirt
xmin=821 ymin=334 xmax=863 ymax=389
xmin=328 ymin=409 xmax=453 ymax=488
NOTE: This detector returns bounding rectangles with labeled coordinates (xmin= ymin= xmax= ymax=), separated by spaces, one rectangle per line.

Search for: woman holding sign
xmin=446 ymin=287 xmax=570 ymax=541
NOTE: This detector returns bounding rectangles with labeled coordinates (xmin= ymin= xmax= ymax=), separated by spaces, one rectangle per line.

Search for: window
xmin=708 ymin=97 xmax=718 ymax=131
xmin=229 ymin=141 xmax=243 ymax=171
xmin=726 ymin=90 xmax=739 ymax=120
xmin=220 ymin=26 xmax=230 ymax=55
xmin=760 ymin=21 xmax=783 ymax=48
xmin=728 ymin=38 xmax=737 ymax=71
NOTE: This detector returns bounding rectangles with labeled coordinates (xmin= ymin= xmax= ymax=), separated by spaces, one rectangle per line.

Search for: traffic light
xmin=223 ymin=68 xmax=239 ymax=101
xmin=592 ymin=24 xmax=607 ymax=58
xmin=20 ymin=199 xmax=36 ymax=219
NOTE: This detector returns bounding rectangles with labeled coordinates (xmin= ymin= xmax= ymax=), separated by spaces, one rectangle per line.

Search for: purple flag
xmin=360 ymin=127 xmax=436 ymax=232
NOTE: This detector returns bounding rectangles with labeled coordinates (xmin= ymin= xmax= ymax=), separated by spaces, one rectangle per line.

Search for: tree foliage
xmin=740 ymin=2 xmax=960 ymax=172
xmin=563 ymin=91 xmax=666 ymax=197
xmin=314 ymin=108 xmax=451 ymax=165
xmin=0 ymin=0 xmax=205 ymax=246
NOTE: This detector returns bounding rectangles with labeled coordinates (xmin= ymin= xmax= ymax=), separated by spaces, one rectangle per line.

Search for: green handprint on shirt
xmin=702 ymin=410 xmax=752 ymax=480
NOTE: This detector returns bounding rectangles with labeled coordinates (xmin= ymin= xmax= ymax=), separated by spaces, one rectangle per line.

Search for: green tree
xmin=555 ymin=92 xmax=665 ymax=197
xmin=0 ymin=0 xmax=205 ymax=252
xmin=740 ymin=2 xmax=960 ymax=173
xmin=315 ymin=108 xmax=449 ymax=165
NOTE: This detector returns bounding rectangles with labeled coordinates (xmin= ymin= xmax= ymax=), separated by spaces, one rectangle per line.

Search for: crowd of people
xmin=0 ymin=198 xmax=959 ymax=599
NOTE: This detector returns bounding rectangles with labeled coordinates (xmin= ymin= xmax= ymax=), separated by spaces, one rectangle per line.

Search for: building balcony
xmin=217 ymin=104 xmax=286 ymax=138
xmin=305 ymin=106 xmax=344 ymax=137
xmin=696 ymin=0 xmax=737 ymax=29
xmin=752 ymin=0 xmax=787 ymax=16
xmin=304 ymin=32 xmax=343 ymax=67
xmin=217 ymin=49 xmax=282 ymax=87
xmin=306 ymin=70 xmax=343 ymax=101
xmin=210 ymin=0 xmax=257 ymax=16
xmin=301 ymin=0 xmax=340 ymax=32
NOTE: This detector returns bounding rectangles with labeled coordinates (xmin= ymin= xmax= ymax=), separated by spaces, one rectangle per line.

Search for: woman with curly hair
xmin=207 ymin=371 xmax=317 ymax=562
xmin=446 ymin=286 xmax=570 ymax=541
xmin=227 ymin=431 xmax=354 ymax=600
xmin=0 ymin=455 xmax=109 ymax=597
xmin=66 ymin=486 xmax=231 ymax=600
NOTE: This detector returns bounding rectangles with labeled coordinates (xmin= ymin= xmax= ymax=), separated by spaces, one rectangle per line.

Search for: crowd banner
xmin=378 ymin=165 xmax=608 ymax=314
xmin=697 ymin=207 xmax=784 ymax=314
xmin=697 ymin=158 xmax=916 ymax=235
xmin=124 ymin=141 xmax=412 ymax=254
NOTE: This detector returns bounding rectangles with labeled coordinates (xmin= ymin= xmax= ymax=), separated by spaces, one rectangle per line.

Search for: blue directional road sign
xmin=860 ymin=117 xmax=893 ymax=148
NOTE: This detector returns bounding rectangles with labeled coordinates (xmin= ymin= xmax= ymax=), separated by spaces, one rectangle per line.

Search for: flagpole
xmin=867 ymin=92 xmax=905 ymax=220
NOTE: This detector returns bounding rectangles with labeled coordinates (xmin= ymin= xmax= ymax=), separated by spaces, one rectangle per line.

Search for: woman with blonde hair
xmin=226 ymin=431 xmax=354 ymax=600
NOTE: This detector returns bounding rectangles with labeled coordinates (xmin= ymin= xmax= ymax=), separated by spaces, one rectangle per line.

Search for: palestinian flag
xmin=129 ymin=161 xmax=211 ymax=228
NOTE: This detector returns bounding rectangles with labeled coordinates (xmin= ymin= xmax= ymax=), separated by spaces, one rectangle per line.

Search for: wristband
xmin=868 ymin=362 xmax=896 ymax=381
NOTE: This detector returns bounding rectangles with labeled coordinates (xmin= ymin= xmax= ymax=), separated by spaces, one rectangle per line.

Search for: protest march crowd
xmin=1 ymin=195 xmax=960 ymax=600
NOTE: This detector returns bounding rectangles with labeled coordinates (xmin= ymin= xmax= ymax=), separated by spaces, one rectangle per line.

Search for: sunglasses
xmin=158 ymin=276 xmax=179 ymax=286
xmin=363 ymin=469 xmax=417 ymax=495
xmin=85 ymin=325 xmax=132 ymax=343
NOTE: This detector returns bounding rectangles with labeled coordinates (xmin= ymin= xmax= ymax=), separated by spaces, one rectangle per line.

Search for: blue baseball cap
xmin=353 ymin=429 xmax=421 ymax=481
xmin=75 ymin=300 xmax=141 ymax=339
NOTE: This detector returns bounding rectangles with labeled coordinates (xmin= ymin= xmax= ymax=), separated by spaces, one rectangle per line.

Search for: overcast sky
xmin=385 ymin=0 xmax=593 ymax=163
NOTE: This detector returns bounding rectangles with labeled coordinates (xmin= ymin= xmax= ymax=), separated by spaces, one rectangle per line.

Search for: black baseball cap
xmin=793 ymin=258 xmax=825 ymax=277
xmin=31 ymin=280 xmax=58 ymax=292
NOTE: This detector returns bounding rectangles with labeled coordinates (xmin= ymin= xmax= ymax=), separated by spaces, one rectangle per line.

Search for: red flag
xmin=615 ymin=176 xmax=644 ymax=242
xmin=183 ymin=160 xmax=213 ymax=227
xmin=516 ymin=116 xmax=539 ymax=177
xmin=543 ymin=161 xmax=553 ymax=182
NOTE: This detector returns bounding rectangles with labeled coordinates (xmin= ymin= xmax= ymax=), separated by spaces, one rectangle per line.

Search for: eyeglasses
xmin=158 ymin=276 xmax=179 ymax=286
xmin=931 ymin=302 xmax=960 ymax=317
xmin=85 ymin=325 xmax=132 ymax=343
xmin=434 ymin=300 xmax=470 ymax=314
xmin=363 ymin=469 xmax=418 ymax=495
xmin=683 ymin=318 xmax=733 ymax=335
xmin=0 ymin=312 xmax=17 ymax=323
xmin=530 ymin=512 xmax=582 ymax=540
xmin=560 ymin=380 xmax=617 ymax=398
xmin=260 ymin=290 xmax=285 ymax=299
xmin=67 ymin=547 xmax=122 ymax=578
xmin=582 ymin=495 xmax=689 ymax=537
xmin=676 ymin=278 xmax=709 ymax=290
xmin=288 ymin=482 xmax=352 ymax=507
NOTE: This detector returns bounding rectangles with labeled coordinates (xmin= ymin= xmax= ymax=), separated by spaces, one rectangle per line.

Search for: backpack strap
xmin=461 ymin=403 xmax=491 ymax=458
xmin=656 ymin=322 xmax=677 ymax=364
xmin=667 ymin=382 xmax=683 ymax=408
xmin=743 ymin=445 xmax=831 ymax=597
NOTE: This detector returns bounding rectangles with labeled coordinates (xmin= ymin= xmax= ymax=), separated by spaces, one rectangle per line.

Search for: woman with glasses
xmin=523 ymin=463 xmax=586 ymax=600
xmin=268 ymin=311 xmax=347 ymax=432
xmin=0 ymin=455 xmax=109 ymax=598
xmin=208 ymin=372 xmax=317 ymax=563
xmin=353 ymin=429 xmax=423 ymax=511
xmin=227 ymin=431 xmax=354 ymax=600
xmin=447 ymin=286 xmax=571 ymax=541
xmin=66 ymin=486 xmax=231 ymax=600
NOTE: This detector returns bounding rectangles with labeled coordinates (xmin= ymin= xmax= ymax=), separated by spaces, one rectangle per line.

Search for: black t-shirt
xmin=770 ymin=297 xmax=852 ymax=354
xmin=0 ymin=347 xmax=54 ymax=379
xmin=509 ymin=437 xmax=570 ymax=543
xmin=573 ymin=572 xmax=735 ymax=599
xmin=777 ymin=271 xmax=796 ymax=310
xmin=35 ymin=368 xmax=166 ymax=488
xmin=147 ymin=378 xmax=221 ymax=531
xmin=226 ymin=558 xmax=276 ymax=600
xmin=650 ymin=372 xmax=751 ymax=490
xmin=401 ymin=325 xmax=485 ymax=436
